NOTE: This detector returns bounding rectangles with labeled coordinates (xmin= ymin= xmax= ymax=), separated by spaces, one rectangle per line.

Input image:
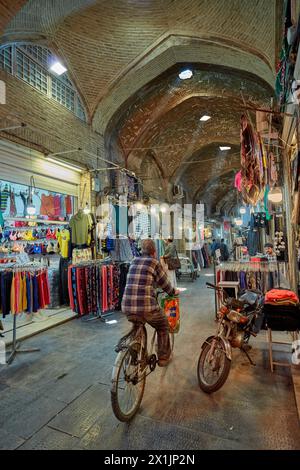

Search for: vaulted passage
xmin=0 ymin=0 xmax=300 ymax=453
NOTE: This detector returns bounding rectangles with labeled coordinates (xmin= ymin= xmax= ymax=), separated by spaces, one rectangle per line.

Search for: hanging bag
xmin=166 ymin=248 xmax=181 ymax=270
xmin=161 ymin=295 xmax=180 ymax=333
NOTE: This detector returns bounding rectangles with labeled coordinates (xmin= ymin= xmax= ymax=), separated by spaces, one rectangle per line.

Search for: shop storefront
xmin=0 ymin=139 xmax=81 ymax=344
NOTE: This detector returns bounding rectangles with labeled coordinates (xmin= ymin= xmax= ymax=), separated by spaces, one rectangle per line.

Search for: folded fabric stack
xmin=265 ymin=289 xmax=299 ymax=306
xmin=263 ymin=289 xmax=300 ymax=331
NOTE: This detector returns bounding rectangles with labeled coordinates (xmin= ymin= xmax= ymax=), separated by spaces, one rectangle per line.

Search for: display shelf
xmin=5 ymin=217 xmax=69 ymax=225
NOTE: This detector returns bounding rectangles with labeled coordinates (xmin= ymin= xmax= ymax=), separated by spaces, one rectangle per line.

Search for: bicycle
xmin=111 ymin=293 xmax=175 ymax=422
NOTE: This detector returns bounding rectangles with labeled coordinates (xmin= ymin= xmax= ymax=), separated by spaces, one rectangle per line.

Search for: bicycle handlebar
xmin=206 ymin=282 xmax=219 ymax=290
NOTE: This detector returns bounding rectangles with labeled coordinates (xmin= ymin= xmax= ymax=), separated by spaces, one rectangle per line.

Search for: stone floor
xmin=0 ymin=271 xmax=300 ymax=450
xmin=1 ymin=308 xmax=77 ymax=346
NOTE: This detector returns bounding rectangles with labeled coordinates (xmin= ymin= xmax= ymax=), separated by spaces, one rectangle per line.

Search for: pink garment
xmin=234 ymin=170 xmax=242 ymax=192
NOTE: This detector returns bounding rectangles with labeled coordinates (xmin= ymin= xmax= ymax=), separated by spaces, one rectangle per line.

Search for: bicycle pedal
xmin=148 ymin=354 xmax=157 ymax=371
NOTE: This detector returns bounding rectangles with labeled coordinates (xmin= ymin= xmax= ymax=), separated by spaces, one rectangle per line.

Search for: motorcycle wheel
xmin=197 ymin=337 xmax=231 ymax=393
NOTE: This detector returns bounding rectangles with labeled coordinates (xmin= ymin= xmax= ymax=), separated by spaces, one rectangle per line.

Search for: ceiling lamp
xmin=268 ymin=187 xmax=283 ymax=204
xmin=179 ymin=69 xmax=193 ymax=80
xmin=200 ymin=115 xmax=211 ymax=122
xmin=239 ymin=207 xmax=246 ymax=214
xmin=219 ymin=146 xmax=231 ymax=151
xmin=50 ymin=61 xmax=67 ymax=75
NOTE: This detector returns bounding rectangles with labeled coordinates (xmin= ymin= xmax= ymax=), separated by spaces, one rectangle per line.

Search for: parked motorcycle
xmin=197 ymin=282 xmax=264 ymax=393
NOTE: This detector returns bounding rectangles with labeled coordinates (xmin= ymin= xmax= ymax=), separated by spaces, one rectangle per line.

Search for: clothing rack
xmin=0 ymin=263 xmax=45 ymax=364
xmin=217 ymin=261 xmax=281 ymax=273
xmin=68 ymin=259 xmax=124 ymax=323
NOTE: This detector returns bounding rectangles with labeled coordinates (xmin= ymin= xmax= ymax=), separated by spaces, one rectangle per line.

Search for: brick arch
xmin=94 ymin=34 xmax=275 ymax=135
xmin=0 ymin=1 xmax=27 ymax=37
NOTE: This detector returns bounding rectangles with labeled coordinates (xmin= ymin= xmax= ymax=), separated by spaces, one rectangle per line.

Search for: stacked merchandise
xmin=0 ymin=266 xmax=50 ymax=317
xmin=0 ymin=224 xmax=71 ymax=257
xmin=263 ymin=289 xmax=300 ymax=331
xmin=68 ymin=261 xmax=129 ymax=316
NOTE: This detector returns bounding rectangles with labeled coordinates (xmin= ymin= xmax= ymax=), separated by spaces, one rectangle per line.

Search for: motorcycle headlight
xmin=227 ymin=310 xmax=242 ymax=323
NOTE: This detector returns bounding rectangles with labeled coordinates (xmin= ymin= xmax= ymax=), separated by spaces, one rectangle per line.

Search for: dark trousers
xmin=128 ymin=310 xmax=171 ymax=360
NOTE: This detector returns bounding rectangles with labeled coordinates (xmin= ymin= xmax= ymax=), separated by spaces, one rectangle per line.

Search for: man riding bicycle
xmin=121 ymin=239 xmax=180 ymax=367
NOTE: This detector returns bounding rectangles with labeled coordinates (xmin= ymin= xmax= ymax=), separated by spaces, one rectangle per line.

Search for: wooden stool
xmin=266 ymin=328 xmax=299 ymax=373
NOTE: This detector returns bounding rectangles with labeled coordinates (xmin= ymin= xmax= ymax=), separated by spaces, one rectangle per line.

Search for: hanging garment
xmin=1 ymin=271 xmax=13 ymax=317
xmin=9 ymin=188 xmax=17 ymax=217
xmin=58 ymin=229 xmax=71 ymax=258
xmin=54 ymin=195 xmax=61 ymax=216
xmin=69 ymin=210 xmax=91 ymax=246
xmin=40 ymin=194 xmax=55 ymax=217
xmin=65 ymin=195 xmax=73 ymax=215
xmin=102 ymin=266 xmax=108 ymax=313
xmin=0 ymin=184 xmax=10 ymax=213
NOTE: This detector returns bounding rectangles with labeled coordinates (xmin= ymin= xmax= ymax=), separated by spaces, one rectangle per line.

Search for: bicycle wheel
xmin=111 ymin=341 xmax=146 ymax=422
xmin=197 ymin=337 xmax=231 ymax=393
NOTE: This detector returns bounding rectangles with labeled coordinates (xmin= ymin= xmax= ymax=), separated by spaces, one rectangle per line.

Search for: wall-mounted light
xmin=27 ymin=203 xmax=36 ymax=216
xmin=268 ymin=187 xmax=283 ymax=204
xmin=83 ymin=202 xmax=90 ymax=214
xmin=179 ymin=69 xmax=193 ymax=80
xmin=50 ymin=61 xmax=67 ymax=75
xmin=45 ymin=156 xmax=84 ymax=172
xmin=219 ymin=146 xmax=231 ymax=151
xmin=200 ymin=115 xmax=211 ymax=122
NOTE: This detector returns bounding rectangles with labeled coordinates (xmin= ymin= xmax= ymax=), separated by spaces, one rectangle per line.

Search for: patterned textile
xmin=122 ymin=256 xmax=175 ymax=316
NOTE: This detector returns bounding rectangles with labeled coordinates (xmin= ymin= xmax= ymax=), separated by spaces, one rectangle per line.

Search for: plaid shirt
xmin=121 ymin=256 xmax=175 ymax=316
xmin=266 ymin=253 xmax=277 ymax=262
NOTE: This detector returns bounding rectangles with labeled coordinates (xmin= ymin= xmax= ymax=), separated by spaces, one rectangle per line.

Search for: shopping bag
xmin=161 ymin=295 xmax=180 ymax=333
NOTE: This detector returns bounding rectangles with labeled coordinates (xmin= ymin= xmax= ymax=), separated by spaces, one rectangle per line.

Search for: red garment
xmin=40 ymin=194 xmax=55 ymax=217
xmin=42 ymin=271 xmax=50 ymax=306
xmin=54 ymin=195 xmax=61 ymax=216
xmin=65 ymin=195 xmax=72 ymax=215
xmin=102 ymin=266 xmax=108 ymax=312
xmin=265 ymin=289 xmax=299 ymax=304
xmin=37 ymin=274 xmax=46 ymax=309
xmin=76 ymin=267 xmax=88 ymax=315
xmin=109 ymin=265 xmax=114 ymax=310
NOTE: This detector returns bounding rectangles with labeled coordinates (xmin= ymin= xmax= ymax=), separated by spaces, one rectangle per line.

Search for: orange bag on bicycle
xmin=161 ymin=296 xmax=180 ymax=333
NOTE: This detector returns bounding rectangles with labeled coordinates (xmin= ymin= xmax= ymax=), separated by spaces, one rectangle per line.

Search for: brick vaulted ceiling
xmin=1 ymin=0 xmax=281 ymax=212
